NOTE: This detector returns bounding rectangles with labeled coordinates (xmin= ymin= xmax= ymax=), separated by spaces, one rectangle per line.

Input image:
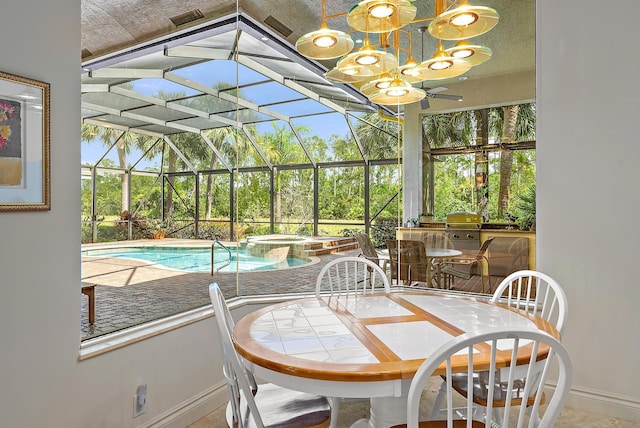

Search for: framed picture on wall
xmin=0 ymin=70 xmax=50 ymax=211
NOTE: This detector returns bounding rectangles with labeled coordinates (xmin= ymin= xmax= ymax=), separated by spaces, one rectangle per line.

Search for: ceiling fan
xmin=420 ymin=86 xmax=463 ymax=110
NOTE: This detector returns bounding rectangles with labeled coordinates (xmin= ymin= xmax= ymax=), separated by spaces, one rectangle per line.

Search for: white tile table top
xmin=246 ymin=292 xmax=538 ymax=364
xmin=366 ymin=321 xmax=457 ymax=360
xmin=402 ymin=294 xmax=537 ymax=334
xmin=250 ymin=298 xmax=377 ymax=363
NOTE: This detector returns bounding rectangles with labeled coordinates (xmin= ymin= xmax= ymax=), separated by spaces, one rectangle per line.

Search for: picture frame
xmin=0 ymin=71 xmax=50 ymax=211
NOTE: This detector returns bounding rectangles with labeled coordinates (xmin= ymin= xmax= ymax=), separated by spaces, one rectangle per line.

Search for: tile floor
xmin=189 ymin=376 xmax=640 ymax=427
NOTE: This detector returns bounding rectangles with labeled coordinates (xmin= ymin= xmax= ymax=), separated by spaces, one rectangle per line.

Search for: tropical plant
xmin=510 ymin=185 xmax=536 ymax=231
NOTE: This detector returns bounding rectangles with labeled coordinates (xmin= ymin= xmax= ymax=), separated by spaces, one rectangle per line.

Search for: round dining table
xmin=232 ymin=291 xmax=558 ymax=428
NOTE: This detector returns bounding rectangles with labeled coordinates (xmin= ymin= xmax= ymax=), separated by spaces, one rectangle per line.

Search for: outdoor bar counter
xmin=396 ymin=224 xmax=536 ymax=273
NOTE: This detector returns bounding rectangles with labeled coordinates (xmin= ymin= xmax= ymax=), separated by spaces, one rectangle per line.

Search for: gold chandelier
xmin=295 ymin=0 xmax=498 ymax=106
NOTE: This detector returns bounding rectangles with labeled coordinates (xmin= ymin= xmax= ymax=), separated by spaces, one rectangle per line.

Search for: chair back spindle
xmin=406 ymin=330 xmax=573 ymax=428
xmin=316 ymin=256 xmax=390 ymax=298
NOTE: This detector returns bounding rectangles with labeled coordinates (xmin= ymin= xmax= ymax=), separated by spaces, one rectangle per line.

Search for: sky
xmin=82 ymin=59 xmax=354 ymax=169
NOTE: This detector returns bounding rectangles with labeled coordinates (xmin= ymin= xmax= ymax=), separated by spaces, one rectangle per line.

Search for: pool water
xmin=83 ymin=246 xmax=309 ymax=272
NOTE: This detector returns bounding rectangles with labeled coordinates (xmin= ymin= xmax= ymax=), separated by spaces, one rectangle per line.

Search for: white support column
xmin=403 ymin=102 xmax=422 ymax=225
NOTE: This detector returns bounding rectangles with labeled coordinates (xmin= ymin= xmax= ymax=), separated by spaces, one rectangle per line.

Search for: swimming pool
xmin=82 ymin=246 xmax=311 ymax=272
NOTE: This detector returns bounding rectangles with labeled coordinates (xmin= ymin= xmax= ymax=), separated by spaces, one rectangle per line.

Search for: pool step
xmin=303 ymin=237 xmax=359 ymax=257
xmin=240 ymin=235 xmax=360 ymax=258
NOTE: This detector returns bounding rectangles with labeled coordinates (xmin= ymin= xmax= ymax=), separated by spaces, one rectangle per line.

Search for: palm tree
xmin=355 ymin=111 xmax=401 ymax=160
xmin=200 ymin=126 xmax=256 ymax=220
xmin=423 ymin=111 xmax=476 ymax=149
xmin=354 ymin=112 xmax=402 ymax=188
xmin=497 ymin=104 xmax=518 ymax=219
xmin=490 ymin=103 xmax=536 ymax=219
xmin=259 ymin=122 xmax=309 ymax=228
xmin=201 ymin=127 xmax=233 ymax=219
xmin=81 ymin=123 xmax=151 ymax=212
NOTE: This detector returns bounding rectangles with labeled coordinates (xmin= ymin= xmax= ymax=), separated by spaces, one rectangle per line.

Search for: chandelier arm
xmin=391 ymin=29 xmax=412 ymax=57
xmin=324 ymin=12 xmax=348 ymax=20
xmin=321 ymin=0 xmax=348 ymax=21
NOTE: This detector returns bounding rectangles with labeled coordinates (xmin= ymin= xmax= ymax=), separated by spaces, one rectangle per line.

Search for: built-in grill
xmin=445 ymin=212 xmax=482 ymax=259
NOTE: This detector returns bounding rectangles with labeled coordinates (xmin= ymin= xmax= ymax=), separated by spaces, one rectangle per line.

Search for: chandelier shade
xmin=415 ymin=55 xmax=471 ymax=80
xmin=347 ymin=0 xmax=417 ymax=33
xmin=325 ymin=66 xmax=376 ymax=84
xmin=411 ymin=39 xmax=472 ymax=80
xmin=397 ymin=53 xmax=420 ymax=79
xmin=428 ymin=1 xmax=499 ymax=41
xmin=359 ymin=73 xmax=395 ymax=96
xmin=295 ymin=25 xmax=355 ymax=60
xmin=445 ymin=40 xmax=492 ymax=66
xmin=368 ymin=75 xmax=426 ymax=105
xmin=336 ymin=38 xmax=398 ymax=78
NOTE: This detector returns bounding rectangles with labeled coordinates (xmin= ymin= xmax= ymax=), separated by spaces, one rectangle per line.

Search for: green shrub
xmin=371 ymin=217 xmax=397 ymax=248
xmin=296 ymin=224 xmax=313 ymax=236
xmin=511 ymin=185 xmax=536 ymax=231
xmin=339 ymin=228 xmax=362 ymax=237
xmin=198 ymin=222 xmax=229 ymax=240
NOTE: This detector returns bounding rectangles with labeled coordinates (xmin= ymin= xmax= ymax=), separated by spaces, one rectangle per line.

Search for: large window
xmin=79 ymin=9 xmax=533 ymax=347
xmin=424 ymin=104 xmax=536 ymax=227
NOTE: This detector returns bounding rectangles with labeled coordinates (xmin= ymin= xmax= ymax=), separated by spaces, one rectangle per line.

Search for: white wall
xmin=0 ymin=1 xmax=638 ymax=427
xmin=403 ymin=0 xmax=640 ymax=422
xmin=537 ymin=0 xmax=640 ymax=421
xmin=0 ymin=2 xmax=227 ymax=427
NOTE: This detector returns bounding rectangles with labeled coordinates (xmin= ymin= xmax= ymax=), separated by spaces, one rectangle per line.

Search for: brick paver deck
xmin=80 ymin=237 xmax=491 ymax=340
xmin=80 ymin=238 xmax=361 ymax=340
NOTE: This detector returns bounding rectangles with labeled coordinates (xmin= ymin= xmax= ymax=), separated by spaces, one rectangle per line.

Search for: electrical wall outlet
xmin=133 ymin=384 xmax=147 ymax=418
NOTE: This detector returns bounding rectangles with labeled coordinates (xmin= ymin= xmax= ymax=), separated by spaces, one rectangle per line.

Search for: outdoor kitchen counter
xmin=396 ymin=227 xmax=536 ymax=272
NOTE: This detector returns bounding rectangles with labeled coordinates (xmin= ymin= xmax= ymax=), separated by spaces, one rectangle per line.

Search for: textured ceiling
xmin=80 ymin=0 xmax=536 ymax=137
xmin=82 ymin=0 xmax=534 ymax=84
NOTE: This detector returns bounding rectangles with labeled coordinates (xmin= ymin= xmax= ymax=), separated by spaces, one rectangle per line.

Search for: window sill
xmin=78 ymin=292 xmax=315 ymax=360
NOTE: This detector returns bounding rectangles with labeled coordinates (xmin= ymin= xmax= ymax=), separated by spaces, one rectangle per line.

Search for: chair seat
xmin=440 ymin=262 xmax=478 ymax=280
xmin=226 ymin=382 xmax=332 ymax=428
xmin=448 ymin=372 xmax=544 ymax=407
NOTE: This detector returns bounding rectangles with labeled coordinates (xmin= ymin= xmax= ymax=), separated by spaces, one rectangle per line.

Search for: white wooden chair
xmin=491 ymin=270 xmax=568 ymax=335
xmin=315 ymin=256 xmax=390 ymax=298
xmin=401 ymin=329 xmax=573 ymax=428
xmin=314 ymin=256 xmax=390 ymax=424
xmin=209 ymin=283 xmax=333 ymax=428
xmin=430 ymin=270 xmax=569 ymax=424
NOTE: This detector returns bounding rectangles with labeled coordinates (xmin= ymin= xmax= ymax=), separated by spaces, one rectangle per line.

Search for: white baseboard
xmin=140 ymin=382 xmax=228 ymax=428
xmin=566 ymin=385 xmax=640 ymax=423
